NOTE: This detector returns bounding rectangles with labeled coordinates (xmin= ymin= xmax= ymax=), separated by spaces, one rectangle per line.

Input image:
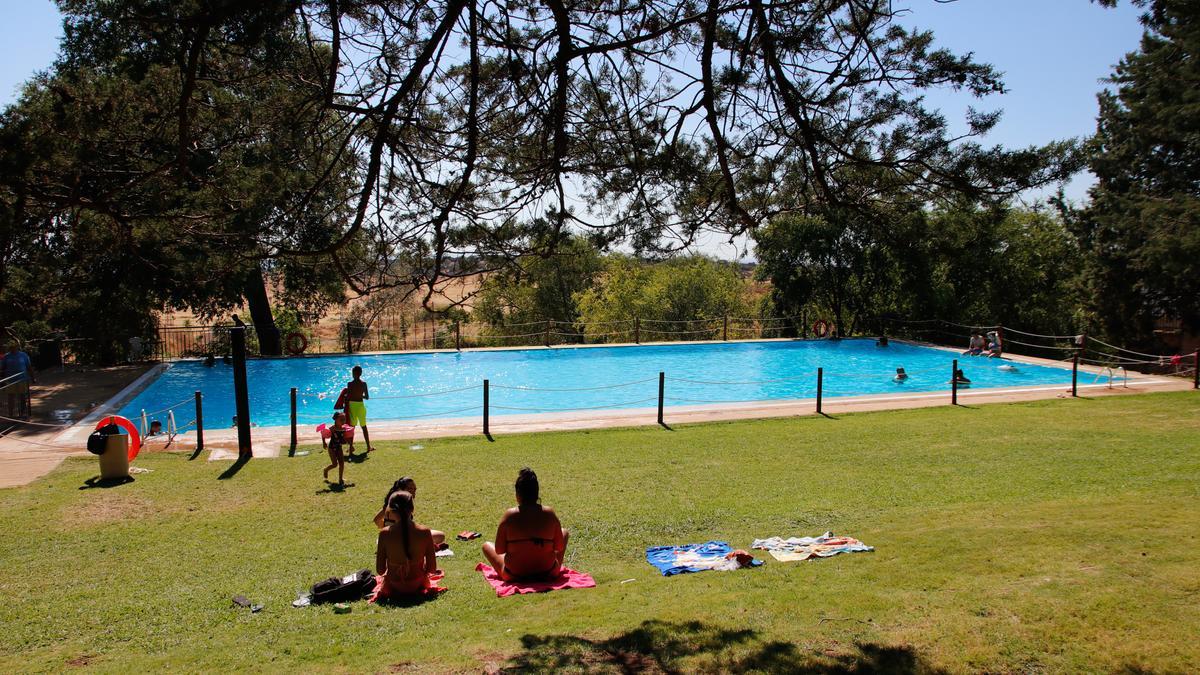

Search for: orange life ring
xmin=284 ymin=332 xmax=308 ymax=356
xmin=812 ymin=319 xmax=831 ymax=338
xmin=94 ymin=415 xmax=142 ymax=462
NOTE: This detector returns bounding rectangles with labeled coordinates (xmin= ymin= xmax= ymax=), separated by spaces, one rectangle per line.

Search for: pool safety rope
xmin=491 ymin=397 xmax=660 ymax=413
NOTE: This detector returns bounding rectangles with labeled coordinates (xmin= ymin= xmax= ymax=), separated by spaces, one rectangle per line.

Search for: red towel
xmin=369 ymin=570 xmax=447 ymax=603
xmin=474 ymin=562 xmax=596 ymax=598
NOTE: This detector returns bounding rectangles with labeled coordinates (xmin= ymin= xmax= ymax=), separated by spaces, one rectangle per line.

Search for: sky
xmin=0 ymin=0 xmax=1149 ymax=261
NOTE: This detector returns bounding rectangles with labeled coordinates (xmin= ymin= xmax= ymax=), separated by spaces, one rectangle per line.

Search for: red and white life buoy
xmin=812 ymin=319 xmax=831 ymax=338
xmin=284 ymin=332 xmax=308 ymax=356
xmin=94 ymin=415 xmax=142 ymax=462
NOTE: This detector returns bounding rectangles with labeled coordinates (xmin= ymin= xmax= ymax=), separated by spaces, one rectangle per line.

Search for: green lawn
xmin=1 ymin=392 xmax=1198 ymax=673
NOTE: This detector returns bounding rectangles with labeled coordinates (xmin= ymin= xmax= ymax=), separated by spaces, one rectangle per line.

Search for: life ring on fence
xmin=94 ymin=415 xmax=141 ymax=462
xmin=812 ymin=319 xmax=832 ymax=338
xmin=284 ymin=332 xmax=308 ymax=356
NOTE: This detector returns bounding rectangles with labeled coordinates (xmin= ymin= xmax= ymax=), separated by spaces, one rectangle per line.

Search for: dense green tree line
xmin=0 ymin=0 xmax=1195 ymax=360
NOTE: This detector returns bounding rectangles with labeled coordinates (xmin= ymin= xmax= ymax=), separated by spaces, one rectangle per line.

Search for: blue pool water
xmin=118 ymin=339 xmax=1075 ymax=427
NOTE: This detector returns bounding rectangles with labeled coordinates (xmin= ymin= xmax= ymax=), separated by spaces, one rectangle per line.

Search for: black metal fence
xmin=154 ymin=316 xmax=804 ymax=359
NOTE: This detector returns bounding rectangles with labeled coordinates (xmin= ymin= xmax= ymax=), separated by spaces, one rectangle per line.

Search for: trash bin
xmin=99 ymin=434 xmax=130 ymax=480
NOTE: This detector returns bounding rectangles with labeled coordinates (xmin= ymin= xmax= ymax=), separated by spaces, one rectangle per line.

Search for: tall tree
xmin=0 ymin=1 xmax=357 ymax=357
xmin=1076 ymin=0 xmax=1200 ymax=345
xmin=44 ymin=1 xmax=1078 ymax=294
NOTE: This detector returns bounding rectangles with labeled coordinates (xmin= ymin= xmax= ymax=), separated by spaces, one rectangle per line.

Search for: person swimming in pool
xmin=894 ymin=367 xmax=908 ymax=382
xmin=344 ymin=365 xmax=374 ymax=453
xmin=482 ymin=467 xmax=569 ymax=581
xmin=374 ymin=476 xmax=446 ymax=548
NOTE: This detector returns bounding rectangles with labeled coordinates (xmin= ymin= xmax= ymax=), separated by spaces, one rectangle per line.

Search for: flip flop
xmin=456 ymin=531 xmax=481 ymax=541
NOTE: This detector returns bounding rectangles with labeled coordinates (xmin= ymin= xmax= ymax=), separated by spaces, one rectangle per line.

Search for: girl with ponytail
xmin=373 ymin=490 xmax=441 ymax=600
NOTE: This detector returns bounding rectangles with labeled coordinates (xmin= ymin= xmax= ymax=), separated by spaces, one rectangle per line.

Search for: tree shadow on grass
xmin=499 ymin=619 xmax=946 ymax=674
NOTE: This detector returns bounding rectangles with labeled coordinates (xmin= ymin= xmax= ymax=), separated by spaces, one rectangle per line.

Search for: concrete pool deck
xmin=4 ymin=339 xmax=1194 ymax=484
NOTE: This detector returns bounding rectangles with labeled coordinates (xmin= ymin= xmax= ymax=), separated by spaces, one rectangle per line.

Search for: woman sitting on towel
xmin=482 ymin=467 xmax=570 ymax=581
xmin=374 ymin=476 xmax=446 ymax=548
xmin=374 ymin=491 xmax=438 ymax=599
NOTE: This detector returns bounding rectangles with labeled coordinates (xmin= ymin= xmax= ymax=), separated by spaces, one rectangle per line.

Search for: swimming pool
xmin=117 ymin=339 xmax=1076 ymax=428
xmin=114 ymin=336 xmax=1080 ymax=425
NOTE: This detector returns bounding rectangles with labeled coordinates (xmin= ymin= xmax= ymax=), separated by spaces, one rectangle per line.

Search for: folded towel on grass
xmin=751 ymin=532 xmax=874 ymax=562
xmin=645 ymin=541 xmax=763 ymax=576
xmin=474 ymin=563 xmax=596 ymax=597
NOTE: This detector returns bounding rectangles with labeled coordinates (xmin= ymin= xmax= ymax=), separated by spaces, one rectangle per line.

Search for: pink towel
xmin=474 ymin=562 xmax=596 ymax=597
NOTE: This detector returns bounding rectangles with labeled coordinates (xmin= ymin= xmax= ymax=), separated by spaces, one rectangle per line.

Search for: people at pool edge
xmin=374 ymin=491 xmax=439 ymax=599
xmin=984 ymin=330 xmax=1003 ymax=358
xmin=894 ymin=367 xmax=908 ymax=382
xmin=148 ymin=420 xmax=163 ymax=436
xmin=876 ymin=335 xmax=889 ymax=347
xmin=322 ymin=411 xmax=349 ymax=486
xmin=374 ymin=477 xmax=446 ymax=548
xmin=344 ymin=365 xmax=374 ymax=454
xmin=963 ymin=333 xmax=985 ymax=356
xmin=2 ymin=342 xmax=35 ymax=419
xmin=482 ymin=467 xmax=570 ymax=581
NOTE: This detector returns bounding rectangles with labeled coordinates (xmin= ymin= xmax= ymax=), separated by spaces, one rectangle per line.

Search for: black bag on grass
xmin=310 ymin=569 xmax=374 ymax=604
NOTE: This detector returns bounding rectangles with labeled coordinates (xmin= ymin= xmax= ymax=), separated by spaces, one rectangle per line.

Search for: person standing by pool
xmin=2 ymin=342 xmax=35 ymax=419
xmin=344 ymin=365 xmax=374 ymax=453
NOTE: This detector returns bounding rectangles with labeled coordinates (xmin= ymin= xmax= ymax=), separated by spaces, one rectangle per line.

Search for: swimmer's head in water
xmin=515 ymin=467 xmax=539 ymax=504
xmin=388 ymin=490 xmax=413 ymax=514
xmin=352 ymin=365 xmax=363 ymax=379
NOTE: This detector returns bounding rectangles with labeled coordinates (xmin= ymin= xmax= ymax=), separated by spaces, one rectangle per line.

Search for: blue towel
xmin=645 ymin=541 xmax=764 ymax=576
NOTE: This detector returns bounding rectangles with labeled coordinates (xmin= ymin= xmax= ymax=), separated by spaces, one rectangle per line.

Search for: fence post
xmin=801 ymin=310 xmax=808 ymax=339
xmin=657 ymin=371 xmax=665 ymax=425
xmin=455 ymin=321 xmax=461 ymax=351
xmin=951 ymin=359 xmax=958 ymax=405
xmin=290 ymin=387 xmax=298 ymax=454
xmin=232 ymin=325 xmax=253 ymax=457
xmin=816 ymin=367 xmax=823 ymax=414
xmin=483 ymin=379 xmax=490 ymax=436
xmin=1072 ymin=354 xmax=1079 ymax=397
xmin=545 ymin=320 xmax=551 ymax=348
xmin=635 ymin=318 xmax=640 ymax=344
xmin=1193 ymin=350 xmax=1198 ymax=389
xmin=723 ymin=315 xmax=728 ymax=341
xmin=194 ymin=391 xmax=204 ymax=453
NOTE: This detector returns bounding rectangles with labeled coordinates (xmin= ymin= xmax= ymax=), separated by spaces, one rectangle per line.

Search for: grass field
xmin=1 ymin=392 xmax=1198 ymax=673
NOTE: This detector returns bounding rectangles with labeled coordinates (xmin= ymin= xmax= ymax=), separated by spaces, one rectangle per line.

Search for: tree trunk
xmin=243 ymin=267 xmax=282 ymax=356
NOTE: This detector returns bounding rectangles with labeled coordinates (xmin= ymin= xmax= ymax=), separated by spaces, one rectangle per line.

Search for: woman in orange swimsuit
xmin=482 ymin=467 xmax=570 ymax=581
xmin=374 ymin=491 xmax=438 ymax=599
